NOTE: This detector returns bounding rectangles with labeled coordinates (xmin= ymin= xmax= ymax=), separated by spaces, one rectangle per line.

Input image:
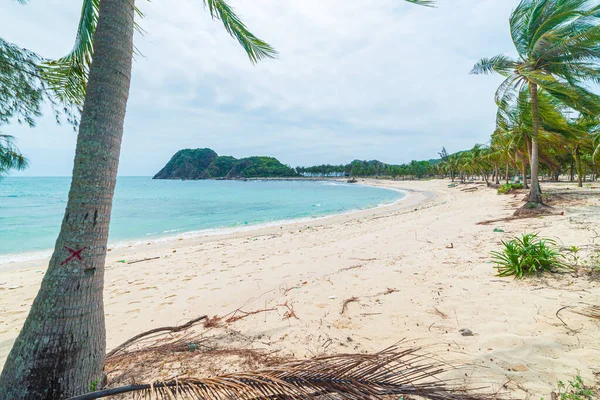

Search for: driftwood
xmin=106 ymin=315 xmax=208 ymax=358
xmin=226 ymin=308 xmax=277 ymax=323
xmin=555 ymin=307 xmax=582 ymax=334
xmin=340 ymin=297 xmax=359 ymax=315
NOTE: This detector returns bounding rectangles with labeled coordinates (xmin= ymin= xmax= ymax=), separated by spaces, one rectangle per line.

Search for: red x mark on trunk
xmin=60 ymin=246 xmax=86 ymax=266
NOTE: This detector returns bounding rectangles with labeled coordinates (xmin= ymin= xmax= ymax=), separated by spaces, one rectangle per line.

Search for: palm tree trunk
xmin=575 ymin=147 xmax=583 ymax=187
xmin=528 ymin=83 xmax=543 ymax=203
xmin=520 ymin=158 xmax=529 ymax=190
xmin=505 ymin=162 xmax=510 ymax=184
xmin=480 ymin=167 xmax=489 ymax=184
xmin=0 ymin=0 xmax=136 ymax=398
xmin=495 ymin=165 xmax=500 ymax=185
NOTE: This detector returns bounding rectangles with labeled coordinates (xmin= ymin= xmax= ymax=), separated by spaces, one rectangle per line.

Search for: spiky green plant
xmin=491 ymin=233 xmax=572 ymax=278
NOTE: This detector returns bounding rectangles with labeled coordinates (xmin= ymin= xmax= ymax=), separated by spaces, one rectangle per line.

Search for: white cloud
xmin=2 ymin=0 xmax=517 ymax=176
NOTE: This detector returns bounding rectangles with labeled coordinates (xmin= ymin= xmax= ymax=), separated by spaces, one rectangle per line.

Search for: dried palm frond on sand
xmin=68 ymin=345 xmax=498 ymax=400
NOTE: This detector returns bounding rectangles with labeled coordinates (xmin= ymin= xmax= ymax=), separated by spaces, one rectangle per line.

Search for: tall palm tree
xmin=0 ymin=1 xmax=434 ymax=399
xmin=497 ymin=87 xmax=575 ymax=188
xmin=471 ymin=0 xmax=600 ymax=206
xmin=0 ymin=1 xmax=275 ymax=398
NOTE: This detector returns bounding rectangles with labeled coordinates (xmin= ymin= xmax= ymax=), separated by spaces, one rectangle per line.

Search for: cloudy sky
xmin=3 ymin=0 xmax=517 ymax=176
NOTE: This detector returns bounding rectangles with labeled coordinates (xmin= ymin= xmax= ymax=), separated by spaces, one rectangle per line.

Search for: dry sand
xmin=1 ymin=179 xmax=599 ymax=398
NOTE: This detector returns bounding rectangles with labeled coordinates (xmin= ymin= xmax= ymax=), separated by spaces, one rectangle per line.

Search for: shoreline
xmin=0 ymin=180 xmax=423 ymax=270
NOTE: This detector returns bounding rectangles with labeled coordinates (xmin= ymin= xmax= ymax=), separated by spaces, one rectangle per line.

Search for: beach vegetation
xmin=0 ymin=38 xmax=79 ymax=174
xmin=567 ymin=245 xmax=580 ymax=266
xmin=544 ymin=374 xmax=597 ymax=400
xmin=0 ymin=134 xmax=28 ymax=175
xmin=498 ymin=183 xmax=524 ymax=194
xmin=296 ymin=159 xmax=439 ymax=180
xmin=472 ymin=0 xmax=600 ymax=209
xmin=491 ymin=233 xmax=572 ymax=278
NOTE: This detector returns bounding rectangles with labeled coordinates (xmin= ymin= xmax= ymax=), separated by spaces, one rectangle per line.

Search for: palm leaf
xmin=405 ymin=0 xmax=437 ymax=6
xmin=39 ymin=0 xmax=100 ymax=106
xmin=527 ymin=72 xmax=600 ymax=116
xmin=67 ymin=346 xmax=496 ymax=400
xmin=42 ymin=0 xmax=277 ymax=107
xmin=202 ymin=0 xmax=278 ymax=63
xmin=471 ymin=55 xmax=517 ymax=76
xmin=40 ymin=0 xmax=145 ymax=106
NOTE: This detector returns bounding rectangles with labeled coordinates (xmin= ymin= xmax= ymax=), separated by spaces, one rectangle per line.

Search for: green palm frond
xmin=471 ymin=55 xmax=517 ymax=76
xmin=494 ymin=74 xmax=524 ymax=114
xmin=476 ymin=0 xmax=600 ymax=180
xmin=525 ymin=71 xmax=600 ymax=116
xmin=39 ymin=0 xmax=100 ymax=106
xmin=42 ymin=0 xmax=278 ymax=106
xmin=202 ymin=0 xmax=278 ymax=63
xmin=404 ymin=0 xmax=437 ymax=6
xmin=495 ymin=85 xmax=575 ymax=165
xmin=67 ymin=346 xmax=495 ymax=400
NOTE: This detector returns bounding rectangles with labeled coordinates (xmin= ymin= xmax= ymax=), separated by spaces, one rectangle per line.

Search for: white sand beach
xmin=1 ymin=179 xmax=598 ymax=398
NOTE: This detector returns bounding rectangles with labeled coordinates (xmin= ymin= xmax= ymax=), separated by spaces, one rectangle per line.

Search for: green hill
xmin=153 ymin=149 xmax=298 ymax=180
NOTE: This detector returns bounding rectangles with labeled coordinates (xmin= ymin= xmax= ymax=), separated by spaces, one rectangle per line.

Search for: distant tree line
xmin=438 ymin=142 xmax=600 ymax=186
xmin=295 ymin=159 xmax=438 ymax=180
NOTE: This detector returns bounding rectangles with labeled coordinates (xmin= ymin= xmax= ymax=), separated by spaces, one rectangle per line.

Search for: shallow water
xmin=0 ymin=177 xmax=403 ymax=261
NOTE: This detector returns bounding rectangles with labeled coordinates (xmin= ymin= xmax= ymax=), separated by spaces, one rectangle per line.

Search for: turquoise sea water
xmin=0 ymin=177 xmax=403 ymax=261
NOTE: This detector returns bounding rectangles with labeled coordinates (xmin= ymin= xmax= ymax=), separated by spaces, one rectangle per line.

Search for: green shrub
xmin=491 ymin=233 xmax=573 ymax=278
xmin=542 ymin=375 xmax=597 ymax=400
xmin=498 ymin=183 xmax=524 ymax=194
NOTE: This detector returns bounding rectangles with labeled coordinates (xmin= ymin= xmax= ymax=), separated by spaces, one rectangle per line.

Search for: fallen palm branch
xmin=106 ymin=315 xmax=208 ymax=358
xmin=70 ymin=345 xmax=498 ymax=400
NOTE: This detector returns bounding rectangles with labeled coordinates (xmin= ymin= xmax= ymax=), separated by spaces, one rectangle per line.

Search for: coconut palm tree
xmin=492 ymin=125 xmax=523 ymax=185
xmin=497 ymin=87 xmax=577 ymax=188
xmin=471 ymin=0 xmax=600 ymax=207
xmin=0 ymin=1 xmax=275 ymax=398
xmin=566 ymin=116 xmax=600 ymax=186
xmin=0 ymin=1 xmax=434 ymax=399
